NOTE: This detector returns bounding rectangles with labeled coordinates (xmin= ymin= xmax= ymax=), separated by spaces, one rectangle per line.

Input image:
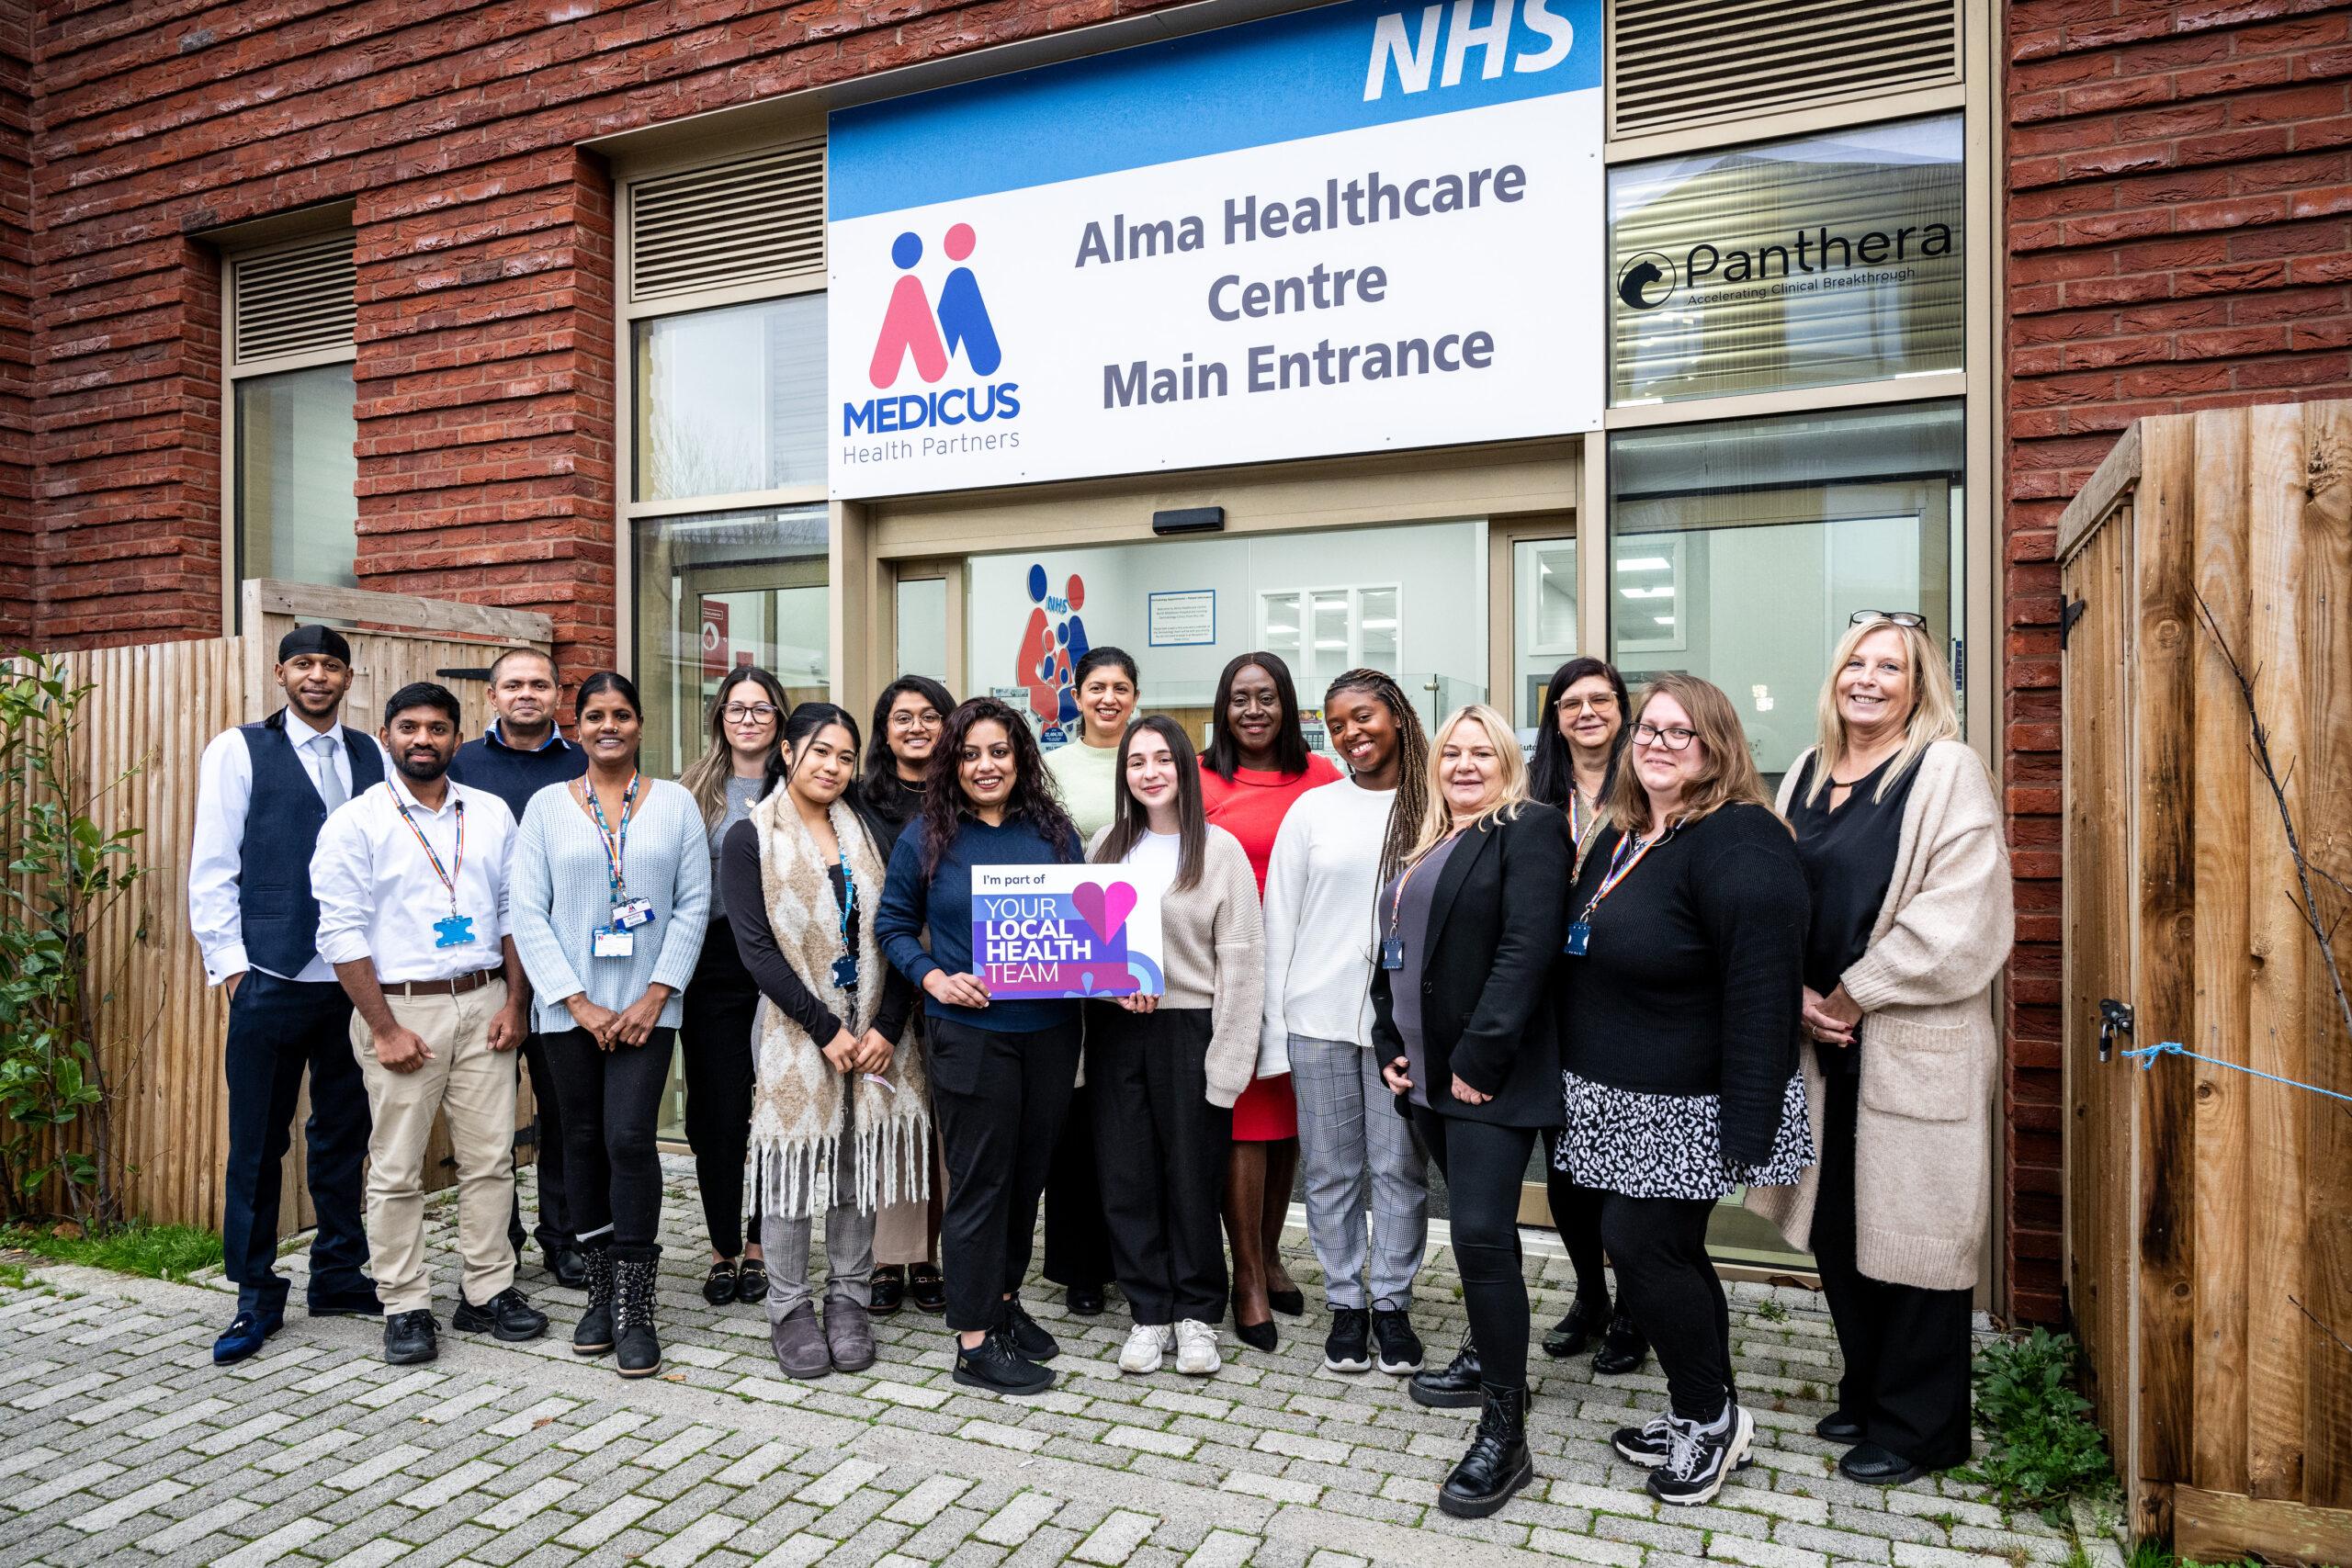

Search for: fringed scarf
xmin=745 ymin=787 xmax=930 ymax=1221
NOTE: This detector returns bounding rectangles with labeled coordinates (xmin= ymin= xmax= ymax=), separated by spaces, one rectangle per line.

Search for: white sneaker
xmin=1119 ymin=1322 xmax=1172 ymax=1373
xmin=1174 ymin=1320 xmax=1221 ymax=1376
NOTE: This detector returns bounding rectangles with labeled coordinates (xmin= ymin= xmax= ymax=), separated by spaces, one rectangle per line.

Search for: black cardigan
xmin=1369 ymin=801 xmax=1572 ymax=1129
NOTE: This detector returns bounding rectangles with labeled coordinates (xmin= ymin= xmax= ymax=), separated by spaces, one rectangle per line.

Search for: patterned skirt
xmin=1552 ymin=1068 xmax=1814 ymax=1201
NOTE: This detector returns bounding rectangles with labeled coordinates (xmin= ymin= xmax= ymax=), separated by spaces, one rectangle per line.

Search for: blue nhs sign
xmin=1364 ymin=0 xmax=1580 ymax=100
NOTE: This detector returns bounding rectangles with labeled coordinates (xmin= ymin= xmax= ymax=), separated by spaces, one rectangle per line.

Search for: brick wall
xmin=2004 ymin=0 xmax=2352 ymax=1324
xmin=0 ymin=0 xmax=29 ymax=646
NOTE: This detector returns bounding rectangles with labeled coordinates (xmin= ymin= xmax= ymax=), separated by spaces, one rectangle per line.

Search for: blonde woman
xmin=1747 ymin=612 xmax=2011 ymax=1487
xmin=1369 ymin=705 xmax=1570 ymax=1519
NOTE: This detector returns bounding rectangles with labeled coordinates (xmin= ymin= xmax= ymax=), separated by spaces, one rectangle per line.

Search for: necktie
xmin=309 ymin=733 xmax=348 ymax=812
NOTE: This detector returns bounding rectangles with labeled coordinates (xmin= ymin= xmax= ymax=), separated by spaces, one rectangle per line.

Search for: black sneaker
xmin=383 ymin=1309 xmax=438 ymax=1365
xmin=1001 ymin=1298 xmax=1060 ymax=1362
xmin=1646 ymin=1403 xmax=1755 ymax=1506
xmin=1615 ymin=1402 xmax=1755 ymax=1470
xmin=1324 ymin=1306 xmax=1372 ymax=1372
xmin=452 ymin=1285 xmax=549 ymax=1343
xmin=1372 ymin=1309 xmax=1423 ymax=1375
xmin=954 ymin=1331 xmax=1056 ymax=1396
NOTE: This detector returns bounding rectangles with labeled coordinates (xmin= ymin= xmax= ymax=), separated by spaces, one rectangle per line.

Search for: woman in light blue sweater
xmin=512 ymin=671 xmax=711 ymax=1379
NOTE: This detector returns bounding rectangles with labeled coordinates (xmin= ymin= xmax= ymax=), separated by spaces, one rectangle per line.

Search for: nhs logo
xmin=1364 ymin=0 xmax=1579 ymax=100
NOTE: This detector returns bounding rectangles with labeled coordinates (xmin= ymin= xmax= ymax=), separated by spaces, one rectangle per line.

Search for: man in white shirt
xmin=188 ymin=624 xmax=387 ymax=1365
xmin=311 ymin=680 xmax=546 ymax=1365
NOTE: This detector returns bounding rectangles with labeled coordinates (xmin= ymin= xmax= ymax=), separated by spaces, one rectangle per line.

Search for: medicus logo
xmin=844 ymin=222 xmax=1023 ymax=437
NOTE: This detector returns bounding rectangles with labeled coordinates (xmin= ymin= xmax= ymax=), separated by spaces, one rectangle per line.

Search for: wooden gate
xmin=2057 ymin=405 xmax=2352 ymax=1566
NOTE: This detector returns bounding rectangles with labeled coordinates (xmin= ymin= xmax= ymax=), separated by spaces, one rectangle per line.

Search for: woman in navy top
xmin=876 ymin=695 xmax=1083 ymax=1396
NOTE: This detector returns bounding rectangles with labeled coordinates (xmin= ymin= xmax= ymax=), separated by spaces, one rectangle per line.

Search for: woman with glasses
xmin=1371 ymin=705 xmax=1569 ymax=1518
xmin=1198 ymin=651 xmax=1338 ymax=1350
xmin=1525 ymin=659 xmax=1646 ymax=1376
xmin=676 ymin=666 xmax=789 ymax=1307
xmin=863 ymin=675 xmax=956 ymax=1317
xmin=1555 ymin=674 xmax=1811 ymax=1506
xmin=1747 ymin=613 xmax=2012 ymax=1487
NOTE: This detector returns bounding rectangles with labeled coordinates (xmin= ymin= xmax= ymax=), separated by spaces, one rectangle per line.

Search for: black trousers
xmin=1089 ymin=1005 xmax=1231 ymax=1325
xmin=1601 ymin=1190 xmax=1730 ymax=1420
xmin=1044 ymin=1080 xmax=1114 ymax=1292
xmin=1414 ymin=1108 xmax=1537 ymax=1391
xmin=681 ymin=919 xmax=763 ymax=1258
xmin=1815 ymin=1067 xmax=1976 ymax=1468
xmin=1542 ymin=1145 xmax=1611 ymax=1312
xmin=927 ymin=1014 xmax=1083 ymax=1333
xmin=544 ymin=1025 xmax=675 ymax=1262
xmin=506 ymin=1032 xmax=571 ymax=1257
xmin=220 ymin=971 xmax=373 ymax=1315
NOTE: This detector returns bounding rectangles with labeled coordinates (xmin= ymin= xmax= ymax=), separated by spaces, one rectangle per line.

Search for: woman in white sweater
xmin=1260 ymin=669 xmax=1432 ymax=1378
xmin=511 ymin=671 xmax=712 ymax=1380
xmin=1087 ymin=716 xmax=1265 ymax=1377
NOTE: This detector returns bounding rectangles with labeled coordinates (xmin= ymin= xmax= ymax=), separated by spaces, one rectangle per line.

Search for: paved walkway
xmin=0 ymin=1159 xmax=2080 ymax=1568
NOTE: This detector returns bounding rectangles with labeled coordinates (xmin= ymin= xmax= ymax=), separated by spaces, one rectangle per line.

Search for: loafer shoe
xmin=452 ymin=1285 xmax=548 ymax=1342
xmin=1815 ymin=1411 xmax=1865 ymax=1446
xmin=1592 ymin=1311 xmax=1650 ymax=1376
xmin=735 ymin=1258 xmax=769 ymax=1306
xmin=306 ymin=1278 xmax=383 ymax=1318
xmin=212 ymin=1309 xmax=282 ymax=1365
xmin=909 ymin=1264 xmax=947 ymax=1314
xmin=545 ymin=1247 xmax=588 ymax=1291
xmin=383 ymin=1309 xmax=438 ymax=1365
xmin=1838 ymin=1441 xmax=1928 ymax=1487
xmin=1065 ymin=1284 xmax=1105 ymax=1317
xmin=870 ymin=1266 xmax=906 ymax=1317
xmin=1541 ymin=1297 xmax=1603 ymax=1359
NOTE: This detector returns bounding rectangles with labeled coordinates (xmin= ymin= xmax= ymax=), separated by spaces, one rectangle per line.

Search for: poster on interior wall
xmin=971 ymin=864 xmax=1168 ymax=998
xmin=826 ymin=0 xmax=1605 ymax=499
xmin=1148 ymin=590 xmax=1217 ymax=647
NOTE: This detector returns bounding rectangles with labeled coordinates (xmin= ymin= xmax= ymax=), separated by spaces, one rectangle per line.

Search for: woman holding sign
xmin=1088 ymin=716 xmax=1263 ymax=1376
xmin=876 ymin=695 xmax=1084 ymax=1396
xmin=1370 ymin=705 xmax=1569 ymax=1518
xmin=511 ymin=671 xmax=712 ymax=1380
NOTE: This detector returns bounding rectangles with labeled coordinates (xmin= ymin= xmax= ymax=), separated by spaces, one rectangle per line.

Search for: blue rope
xmin=2121 ymin=1040 xmax=2352 ymax=1106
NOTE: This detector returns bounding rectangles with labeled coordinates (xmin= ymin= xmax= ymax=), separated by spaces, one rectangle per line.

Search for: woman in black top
xmin=1555 ymin=673 xmax=1812 ymax=1509
xmin=861 ymin=674 xmax=955 ymax=1314
xmin=1371 ymin=705 xmax=1569 ymax=1520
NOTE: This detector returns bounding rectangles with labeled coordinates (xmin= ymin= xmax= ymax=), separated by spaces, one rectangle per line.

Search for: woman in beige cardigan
xmin=1750 ymin=611 xmax=2013 ymax=1487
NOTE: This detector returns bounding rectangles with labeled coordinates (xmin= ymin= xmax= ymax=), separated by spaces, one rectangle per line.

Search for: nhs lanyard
xmin=1379 ymin=832 xmax=1455 ymax=969
xmin=1565 ymin=821 xmax=1676 ymax=957
xmin=397 ymin=796 xmax=466 ymax=914
xmin=582 ymin=773 xmax=640 ymax=905
xmin=831 ymin=840 xmax=860 ymax=993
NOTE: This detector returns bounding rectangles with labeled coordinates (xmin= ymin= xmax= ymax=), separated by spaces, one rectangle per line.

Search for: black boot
xmin=1409 ymin=1336 xmax=1484 ymax=1409
xmin=1439 ymin=1383 xmax=1534 ymax=1518
xmin=614 ymin=1253 xmax=662 ymax=1378
xmin=571 ymin=1242 xmax=614 ymax=1357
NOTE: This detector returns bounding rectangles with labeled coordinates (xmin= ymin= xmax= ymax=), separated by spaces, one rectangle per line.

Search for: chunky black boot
xmin=1438 ymin=1383 xmax=1534 ymax=1518
xmin=1409 ymin=1336 xmax=1484 ymax=1409
xmin=614 ymin=1254 xmax=662 ymax=1378
xmin=571 ymin=1242 xmax=615 ymax=1357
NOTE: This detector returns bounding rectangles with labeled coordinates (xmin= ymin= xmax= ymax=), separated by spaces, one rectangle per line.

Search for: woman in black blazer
xmin=1372 ymin=703 xmax=1570 ymax=1521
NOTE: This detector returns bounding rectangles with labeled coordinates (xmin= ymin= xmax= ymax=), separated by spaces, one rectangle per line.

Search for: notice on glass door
xmin=1147 ymin=590 xmax=1217 ymax=648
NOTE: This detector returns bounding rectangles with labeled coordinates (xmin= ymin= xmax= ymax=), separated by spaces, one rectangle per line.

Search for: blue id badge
xmin=1564 ymin=921 xmax=1590 ymax=957
xmin=831 ymin=954 xmax=859 ymax=990
xmin=1379 ymin=935 xmax=1405 ymax=970
xmin=611 ymin=897 xmax=654 ymax=931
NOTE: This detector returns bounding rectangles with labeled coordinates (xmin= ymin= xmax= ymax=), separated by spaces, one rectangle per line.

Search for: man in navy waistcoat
xmin=188 ymin=624 xmax=387 ymax=1363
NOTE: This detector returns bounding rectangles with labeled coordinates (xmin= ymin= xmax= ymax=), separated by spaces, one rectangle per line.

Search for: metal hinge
xmin=2098 ymin=998 xmax=2133 ymax=1064
xmin=2060 ymin=595 xmax=2088 ymax=650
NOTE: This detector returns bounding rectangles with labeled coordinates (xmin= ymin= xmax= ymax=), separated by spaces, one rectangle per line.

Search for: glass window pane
xmin=1511 ymin=537 xmax=1577 ymax=732
xmin=236 ymin=363 xmax=357 ymax=591
xmin=634 ymin=295 xmax=827 ymax=502
xmin=631 ymin=505 xmax=830 ymax=780
xmin=896 ymin=577 xmax=949 ymax=683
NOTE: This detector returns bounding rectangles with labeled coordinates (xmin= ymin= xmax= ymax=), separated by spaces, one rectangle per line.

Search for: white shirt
xmin=187 ymin=710 xmax=379 ymax=986
xmin=1260 ymin=779 xmax=1398 ymax=1053
xmin=311 ymin=775 xmax=517 ymax=985
xmin=1123 ymin=829 xmax=1182 ymax=880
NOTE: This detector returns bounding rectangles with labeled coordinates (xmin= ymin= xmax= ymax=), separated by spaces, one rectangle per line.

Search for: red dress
xmin=1201 ymin=756 xmax=1342 ymax=1142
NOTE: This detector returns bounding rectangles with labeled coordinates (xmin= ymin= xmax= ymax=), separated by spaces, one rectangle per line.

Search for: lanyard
xmin=835 ymin=840 xmax=856 ymax=953
xmin=582 ymin=773 xmax=640 ymax=903
xmin=1386 ymin=829 xmax=1457 ymax=939
xmin=1574 ymin=820 xmax=1677 ymax=928
xmin=396 ymin=795 xmax=466 ymax=914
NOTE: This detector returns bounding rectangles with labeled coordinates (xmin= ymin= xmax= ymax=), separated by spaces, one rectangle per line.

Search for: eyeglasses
xmin=889 ymin=708 xmax=943 ymax=729
xmin=1631 ymin=721 xmax=1698 ymax=751
xmin=723 ymin=703 xmax=779 ymax=724
xmin=1557 ymin=694 xmax=1618 ymax=715
xmin=1849 ymin=610 xmax=1928 ymax=631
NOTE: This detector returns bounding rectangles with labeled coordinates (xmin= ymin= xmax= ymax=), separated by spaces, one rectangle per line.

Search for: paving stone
xmin=213 ymin=1517 xmax=335 ymax=1568
xmin=4 ymin=1461 xmax=126 ymax=1512
xmin=554 ymin=1493 xmax=662 ymax=1549
xmin=64 ymin=1478 xmax=191 ymax=1533
xmin=881 ymin=1474 xmax=973 ymax=1525
xmin=397 ymin=1458 xmax=506 ymax=1510
xmin=975 ymin=1491 xmax=1062 ymax=1546
xmin=1073 ymin=1509 xmax=1160 ymax=1565
xmin=1183 ymin=1529 xmax=1261 ymax=1568
xmin=134 ymin=1495 xmax=262 ymax=1553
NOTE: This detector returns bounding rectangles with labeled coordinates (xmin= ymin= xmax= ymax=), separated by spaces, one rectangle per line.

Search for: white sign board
xmin=827 ymin=0 xmax=1605 ymax=499
xmin=1147 ymin=589 xmax=1217 ymax=647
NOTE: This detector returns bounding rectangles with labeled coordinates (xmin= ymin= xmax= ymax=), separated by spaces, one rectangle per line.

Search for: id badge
xmin=1379 ymin=934 xmax=1405 ymax=970
xmin=593 ymin=928 xmax=636 ymax=959
xmin=831 ymin=954 xmax=860 ymax=990
xmin=1564 ymin=922 xmax=1590 ymax=957
xmin=612 ymin=897 xmax=655 ymax=931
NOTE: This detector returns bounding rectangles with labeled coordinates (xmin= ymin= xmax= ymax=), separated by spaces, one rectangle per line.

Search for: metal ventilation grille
xmin=630 ymin=140 xmax=826 ymax=304
xmin=1611 ymin=0 xmax=1960 ymax=138
xmin=231 ymin=233 xmax=356 ymax=367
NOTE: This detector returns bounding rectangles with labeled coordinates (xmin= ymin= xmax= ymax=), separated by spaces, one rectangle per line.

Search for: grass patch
xmin=0 ymin=1220 xmax=223 ymax=1281
xmin=1956 ymin=1326 xmax=2120 ymax=1524
xmin=1757 ymin=1299 xmax=1791 ymax=1324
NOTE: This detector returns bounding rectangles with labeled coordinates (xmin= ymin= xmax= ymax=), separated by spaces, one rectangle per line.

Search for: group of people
xmin=192 ymin=607 xmax=2009 ymax=1522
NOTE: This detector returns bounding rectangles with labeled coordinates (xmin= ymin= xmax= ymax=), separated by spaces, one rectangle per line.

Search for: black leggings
xmin=1542 ymin=1145 xmax=1612 ymax=1313
xmin=545 ymin=1025 xmax=675 ymax=1263
xmin=926 ymin=1013 xmax=1082 ymax=1334
xmin=1600 ymin=1191 xmax=1729 ymax=1420
xmin=1412 ymin=1108 xmax=1537 ymax=1392
xmin=681 ymin=919 xmax=762 ymax=1258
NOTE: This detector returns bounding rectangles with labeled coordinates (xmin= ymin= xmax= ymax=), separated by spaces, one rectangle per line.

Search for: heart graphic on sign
xmin=1071 ymin=881 xmax=1136 ymax=945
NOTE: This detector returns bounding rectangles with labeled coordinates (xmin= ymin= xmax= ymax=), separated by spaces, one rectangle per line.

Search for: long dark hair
xmin=1323 ymin=669 xmax=1430 ymax=889
xmin=1093 ymin=716 xmax=1206 ymax=892
xmin=762 ymin=702 xmax=863 ymax=801
xmin=863 ymin=674 xmax=956 ymax=794
xmin=917 ymin=696 xmax=1078 ymax=877
xmin=1201 ymin=650 xmax=1310 ymax=782
xmin=681 ymin=664 xmax=788 ymax=823
xmin=1528 ymin=657 xmax=1632 ymax=812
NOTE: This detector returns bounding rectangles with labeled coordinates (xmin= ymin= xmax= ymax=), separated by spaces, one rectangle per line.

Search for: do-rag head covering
xmin=277 ymin=624 xmax=353 ymax=665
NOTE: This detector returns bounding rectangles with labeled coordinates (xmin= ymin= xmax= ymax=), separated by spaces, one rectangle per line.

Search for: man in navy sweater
xmin=448 ymin=647 xmax=590 ymax=1286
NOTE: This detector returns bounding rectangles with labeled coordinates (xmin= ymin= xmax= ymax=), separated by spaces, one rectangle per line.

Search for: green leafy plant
xmin=0 ymin=658 xmax=147 ymax=1230
xmin=1957 ymin=1326 xmax=2119 ymax=1519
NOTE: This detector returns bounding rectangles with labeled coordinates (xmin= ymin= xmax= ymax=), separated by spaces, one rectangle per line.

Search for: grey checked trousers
xmin=1289 ymin=1034 xmax=1430 ymax=1311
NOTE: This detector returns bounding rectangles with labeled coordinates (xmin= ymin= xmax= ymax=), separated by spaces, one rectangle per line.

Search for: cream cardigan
xmin=1747 ymin=739 xmax=2014 ymax=1291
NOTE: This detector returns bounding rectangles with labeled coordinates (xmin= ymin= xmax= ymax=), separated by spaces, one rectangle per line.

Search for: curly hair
xmin=915 ymin=696 xmax=1079 ymax=878
xmin=1323 ymin=668 xmax=1429 ymax=889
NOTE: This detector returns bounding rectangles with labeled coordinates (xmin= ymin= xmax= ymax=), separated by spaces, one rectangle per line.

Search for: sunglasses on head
xmin=1850 ymin=610 xmax=1928 ymax=631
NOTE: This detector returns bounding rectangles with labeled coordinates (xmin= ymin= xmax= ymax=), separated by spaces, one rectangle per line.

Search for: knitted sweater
xmin=509 ymin=777 xmax=713 ymax=1034
xmin=1087 ymin=824 xmax=1267 ymax=1109
xmin=1747 ymin=739 xmax=2014 ymax=1291
xmin=1259 ymin=778 xmax=1397 ymax=1059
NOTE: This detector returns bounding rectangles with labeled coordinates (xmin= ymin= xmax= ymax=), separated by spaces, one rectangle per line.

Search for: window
xmin=225 ymin=231 xmax=359 ymax=601
xmin=633 ymin=295 xmax=827 ymax=501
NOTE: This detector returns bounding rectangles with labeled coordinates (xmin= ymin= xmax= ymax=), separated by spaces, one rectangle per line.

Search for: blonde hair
xmin=1804 ymin=618 xmax=1961 ymax=807
xmin=1605 ymin=674 xmax=1778 ymax=838
xmin=1404 ymin=704 xmax=1529 ymax=864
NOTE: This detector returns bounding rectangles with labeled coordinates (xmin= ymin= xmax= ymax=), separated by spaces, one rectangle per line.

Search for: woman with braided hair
xmin=1260 ymin=669 xmax=1435 ymax=1378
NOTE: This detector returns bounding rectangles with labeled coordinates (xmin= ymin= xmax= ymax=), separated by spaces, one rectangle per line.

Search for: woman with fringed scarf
xmin=719 ymin=702 xmax=930 ymax=1380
